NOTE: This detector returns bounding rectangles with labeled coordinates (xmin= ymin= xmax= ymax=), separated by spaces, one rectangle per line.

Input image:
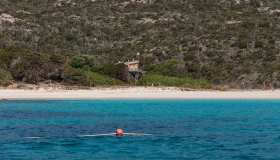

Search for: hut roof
xmin=124 ymin=60 xmax=139 ymax=65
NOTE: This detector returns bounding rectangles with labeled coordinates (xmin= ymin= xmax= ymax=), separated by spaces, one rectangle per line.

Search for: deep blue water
xmin=1 ymin=100 xmax=280 ymax=160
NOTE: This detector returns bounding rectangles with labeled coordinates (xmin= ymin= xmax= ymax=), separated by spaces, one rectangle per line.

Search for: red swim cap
xmin=116 ymin=128 xmax=124 ymax=136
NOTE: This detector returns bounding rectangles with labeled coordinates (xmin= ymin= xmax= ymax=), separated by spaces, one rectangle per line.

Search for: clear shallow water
xmin=1 ymin=100 xmax=280 ymax=160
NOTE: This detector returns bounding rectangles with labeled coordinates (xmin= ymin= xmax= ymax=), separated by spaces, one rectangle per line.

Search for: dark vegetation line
xmin=0 ymin=0 xmax=280 ymax=89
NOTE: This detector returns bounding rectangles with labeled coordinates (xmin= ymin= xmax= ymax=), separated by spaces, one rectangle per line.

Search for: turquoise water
xmin=1 ymin=100 xmax=280 ymax=159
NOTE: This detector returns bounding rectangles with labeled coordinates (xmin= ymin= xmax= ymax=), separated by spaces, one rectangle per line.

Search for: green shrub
xmin=92 ymin=63 xmax=123 ymax=80
xmin=70 ymin=55 xmax=96 ymax=69
xmin=63 ymin=64 xmax=123 ymax=86
xmin=138 ymin=74 xmax=211 ymax=89
xmin=0 ymin=48 xmax=18 ymax=70
xmin=144 ymin=59 xmax=186 ymax=77
xmin=0 ymin=69 xmax=13 ymax=86
xmin=62 ymin=65 xmax=88 ymax=85
xmin=71 ymin=56 xmax=88 ymax=68
xmin=84 ymin=71 xmax=123 ymax=86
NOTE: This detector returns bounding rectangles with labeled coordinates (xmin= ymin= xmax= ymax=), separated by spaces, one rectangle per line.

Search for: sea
xmin=1 ymin=100 xmax=280 ymax=160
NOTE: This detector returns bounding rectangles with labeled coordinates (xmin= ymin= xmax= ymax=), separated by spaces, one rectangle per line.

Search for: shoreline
xmin=1 ymin=87 xmax=280 ymax=100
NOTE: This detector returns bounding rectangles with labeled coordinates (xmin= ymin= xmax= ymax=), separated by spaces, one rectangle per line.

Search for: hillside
xmin=1 ymin=0 xmax=280 ymax=89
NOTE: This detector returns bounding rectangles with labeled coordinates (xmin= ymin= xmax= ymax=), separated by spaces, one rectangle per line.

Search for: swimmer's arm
xmin=78 ymin=133 xmax=115 ymax=137
xmin=123 ymin=133 xmax=152 ymax=136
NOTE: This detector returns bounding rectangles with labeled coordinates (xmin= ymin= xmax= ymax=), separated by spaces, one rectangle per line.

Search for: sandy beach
xmin=0 ymin=87 xmax=280 ymax=100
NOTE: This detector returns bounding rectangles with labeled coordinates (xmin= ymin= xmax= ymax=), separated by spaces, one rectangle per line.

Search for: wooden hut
xmin=117 ymin=60 xmax=143 ymax=82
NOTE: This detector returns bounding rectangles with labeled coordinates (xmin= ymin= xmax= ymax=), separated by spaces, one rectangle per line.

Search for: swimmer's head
xmin=115 ymin=128 xmax=124 ymax=136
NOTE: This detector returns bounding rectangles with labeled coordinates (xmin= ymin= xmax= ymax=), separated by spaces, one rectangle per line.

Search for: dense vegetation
xmin=138 ymin=74 xmax=210 ymax=89
xmin=0 ymin=0 xmax=280 ymax=88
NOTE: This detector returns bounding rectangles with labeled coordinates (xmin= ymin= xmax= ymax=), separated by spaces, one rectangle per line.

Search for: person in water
xmin=115 ymin=128 xmax=124 ymax=137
